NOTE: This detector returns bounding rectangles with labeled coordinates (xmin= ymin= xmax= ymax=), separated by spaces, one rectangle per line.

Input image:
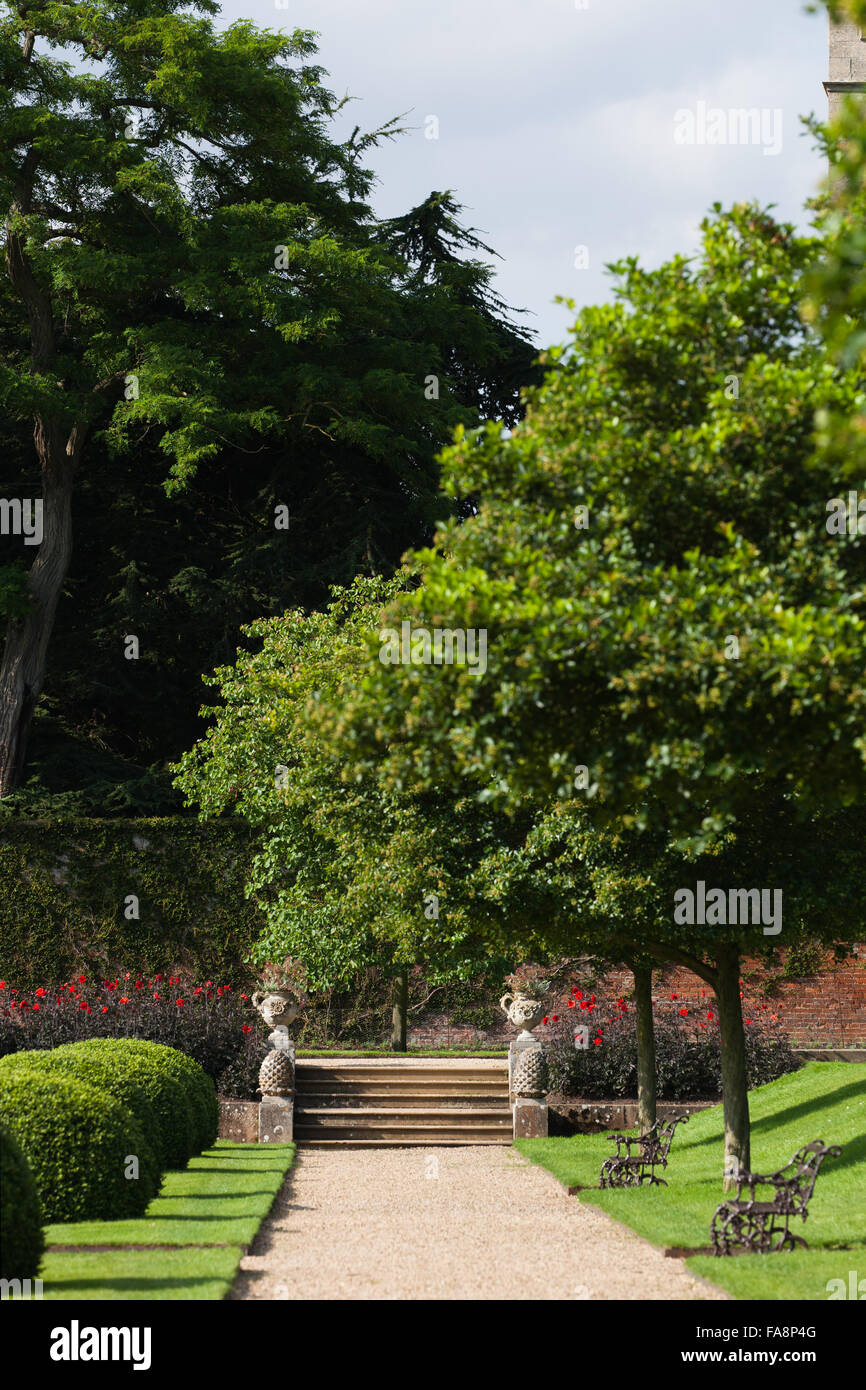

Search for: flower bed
xmin=0 ymin=971 xmax=267 ymax=1098
xmin=544 ymin=985 xmax=800 ymax=1100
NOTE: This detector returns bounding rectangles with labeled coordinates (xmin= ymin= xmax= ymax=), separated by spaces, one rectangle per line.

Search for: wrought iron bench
xmin=599 ymin=1113 xmax=690 ymax=1188
xmin=710 ymin=1139 xmax=843 ymax=1255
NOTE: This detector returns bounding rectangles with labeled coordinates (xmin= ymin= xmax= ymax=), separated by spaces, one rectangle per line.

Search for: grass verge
xmin=39 ymin=1140 xmax=295 ymax=1300
xmin=515 ymin=1062 xmax=865 ymax=1302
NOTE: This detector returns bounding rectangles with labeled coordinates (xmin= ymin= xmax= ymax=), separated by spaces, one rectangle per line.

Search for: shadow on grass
xmin=48 ymin=1276 xmax=231 ymax=1293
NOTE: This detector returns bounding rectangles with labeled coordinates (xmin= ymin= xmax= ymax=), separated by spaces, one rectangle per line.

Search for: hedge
xmin=0 ymin=1121 xmax=44 ymax=1281
xmin=0 ymin=1047 xmax=166 ymax=1178
xmin=90 ymin=1040 xmax=220 ymax=1152
xmin=0 ymin=1064 xmax=159 ymax=1222
xmin=55 ymin=1040 xmax=200 ymax=1168
xmin=0 ymin=817 xmax=262 ymax=989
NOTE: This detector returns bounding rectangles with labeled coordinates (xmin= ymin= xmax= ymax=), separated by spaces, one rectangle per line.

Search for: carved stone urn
xmin=252 ymin=989 xmax=300 ymax=1031
xmin=252 ymin=992 xmax=300 ymax=1101
xmin=499 ymin=991 xmax=547 ymax=1040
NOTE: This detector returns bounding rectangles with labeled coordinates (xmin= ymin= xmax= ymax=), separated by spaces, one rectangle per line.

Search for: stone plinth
xmin=259 ymin=1095 xmax=293 ymax=1143
xmin=218 ymin=1098 xmax=259 ymax=1142
xmin=513 ymin=1097 xmax=548 ymax=1139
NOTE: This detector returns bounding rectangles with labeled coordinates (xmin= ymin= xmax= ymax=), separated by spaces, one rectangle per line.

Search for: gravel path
xmin=229 ymin=1146 xmax=727 ymax=1301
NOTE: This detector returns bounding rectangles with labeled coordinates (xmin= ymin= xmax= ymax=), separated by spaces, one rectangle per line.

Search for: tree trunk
xmin=390 ymin=967 xmax=408 ymax=1052
xmin=1 ymin=148 xmax=82 ymax=798
xmin=0 ymin=437 xmax=75 ymax=796
xmin=715 ymin=944 xmax=750 ymax=1189
xmin=632 ymin=963 xmax=657 ymax=1135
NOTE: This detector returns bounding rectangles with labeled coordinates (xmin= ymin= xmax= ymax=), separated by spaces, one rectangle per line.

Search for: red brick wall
xmin=407 ymin=945 xmax=866 ymax=1049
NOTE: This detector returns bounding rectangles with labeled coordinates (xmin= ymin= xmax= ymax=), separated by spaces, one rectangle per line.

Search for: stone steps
xmin=297 ymin=1091 xmax=508 ymax=1108
xmin=294 ymin=1058 xmax=512 ymax=1147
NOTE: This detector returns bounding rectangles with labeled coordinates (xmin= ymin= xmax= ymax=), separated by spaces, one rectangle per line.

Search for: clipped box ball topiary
xmin=0 ymin=1120 xmax=44 ymax=1281
xmin=53 ymin=1040 xmax=196 ymax=1168
xmin=126 ymin=1040 xmax=219 ymax=1151
xmin=0 ymin=1064 xmax=158 ymax=1222
xmin=0 ymin=1049 xmax=165 ymax=1190
xmin=70 ymin=1039 xmax=218 ymax=1153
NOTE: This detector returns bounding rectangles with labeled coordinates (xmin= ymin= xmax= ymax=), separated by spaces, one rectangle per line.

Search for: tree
xmin=319 ymin=205 xmax=866 ymax=1178
xmin=172 ymin=577 xmax=520 ymax=1044
xmin=0 ymin=1 xmax=537 ymax=798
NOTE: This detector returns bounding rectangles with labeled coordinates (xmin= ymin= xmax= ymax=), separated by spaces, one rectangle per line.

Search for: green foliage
xmin=0 ymin=4 xmax=536 ymax=806
xmin=0 ymin=1062 xmax=158 ymax=1221
xmin=0 ymin=817 xmax=262 ymax=988
xmin=331 ymin=205 xmax=866 ymax=847
xmin=0 ymin=1120 xmax=44 ymax=1281
xmin=99 ymin=1039 xmax=219 ymax=1153
xmin=58 ymin=1039 xmax=212 ymax=1164
xmin=0 ymin=1047 xmax=166 ymax=1184
xmin=783 ymin=939 xmax=825 ymax=980
xmin=174 ymin=576 xmax=517 ymax=995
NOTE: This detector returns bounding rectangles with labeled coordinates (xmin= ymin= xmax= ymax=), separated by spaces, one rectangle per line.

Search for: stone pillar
xmin=509 ymin=1037 xmax=549 ymax=1139
xmin=259 ymin=1095 xmax=293 ymax=1143
xmin=257 ymin=1028 xmax=295 ymax=1143
xmin=513 ymin=1097 xmax=548 ymax=1139
xmin=825 ymin=12 xmax=866 ymax=119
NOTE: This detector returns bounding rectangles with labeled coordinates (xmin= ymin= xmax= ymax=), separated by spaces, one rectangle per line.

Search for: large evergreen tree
xmin=0 ymin=1 xmax=537 ymax=801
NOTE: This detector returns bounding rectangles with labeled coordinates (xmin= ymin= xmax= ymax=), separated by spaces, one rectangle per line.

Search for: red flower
xmin=670 ymin=993 xmax=678 ymax=1000
xmin=153 ymin=992 xmax=161 ymax=1001
xmin=120 ymin=996 xmax=130 ymax=1004
xmin=700 ymin=989 xmax=706 ymax=997
xmin=155 ymin=974 xmax=163 ymax=981
xmin=101 ymin=1006 xmax=109 ymax=1013
xmin=679 ymin=1007 xmax=688 ymax=1017
xmin=551 ymin=1014 xmax=559 ymax=1023
xmin=240 ymin=993 xmax=249 ymax=1000
xmin=194 ymin=987 xmax=202 ymax=995
xmin=0 ymin=982 xmax=5 ymax=989
xmin=135 ymin=981 xmax=144 ymax=989
xmin=745 ymin=1018 xmax=753 ymax=1026
xmin=542 ymin=1016 xmax=549 ymax=1025
xmin=78 ymin=975 xmax=86 ymax=983
xmin=35 ymin=987 xmax=46 ymax=997
xmin=124 ymin=973 xmax=131 ymax=980
xmin=593 ymin=1038 xmax=601 ymax=1046
xmin=707 ymin=1011 xmax=714 ymax=1020
xmin=176 ymin=998 xmax=185 ymax=1007
xmin=567 ymin=999 xmax=576 ymax=1008
xmin=572 ymin=987 xmax=581 ymax=998
xmin=78 ymin=1000 xmax=88 ymax=1010
xmin=241 ymin=1024 xmax=251 ymax=1034
xmin=205 ymin=980 xmax=213 ymax=988
xmin=32 ymin=1002 xmax=40 ymax=1011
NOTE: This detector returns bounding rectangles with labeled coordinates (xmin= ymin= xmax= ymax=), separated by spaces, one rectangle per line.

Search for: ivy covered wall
xmin=0 ymin=818 xmax=263 ymax=988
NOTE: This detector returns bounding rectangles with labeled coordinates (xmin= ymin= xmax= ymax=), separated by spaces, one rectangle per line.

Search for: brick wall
xmin=407 ymin=946 xmax=866 ymax=1050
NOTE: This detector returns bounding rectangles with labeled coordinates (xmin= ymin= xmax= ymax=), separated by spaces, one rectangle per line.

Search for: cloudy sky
xmin=228 ymin=0 xmax=829 ymax=347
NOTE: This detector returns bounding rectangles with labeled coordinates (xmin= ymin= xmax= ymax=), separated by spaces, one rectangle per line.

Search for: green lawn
xmin=40 ymin=1141 xmax=295 ymax=1300
xmin=515 ymin=1062 xmax=865 ymax=1301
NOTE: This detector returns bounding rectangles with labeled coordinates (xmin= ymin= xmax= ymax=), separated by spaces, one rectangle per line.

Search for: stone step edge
xmin=296 ymin=1139 xmax=513 ymax=1148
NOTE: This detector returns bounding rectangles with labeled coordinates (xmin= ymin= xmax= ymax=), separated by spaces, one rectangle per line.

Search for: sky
xmin=226 ymin=0 xmax=828 ymax=347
